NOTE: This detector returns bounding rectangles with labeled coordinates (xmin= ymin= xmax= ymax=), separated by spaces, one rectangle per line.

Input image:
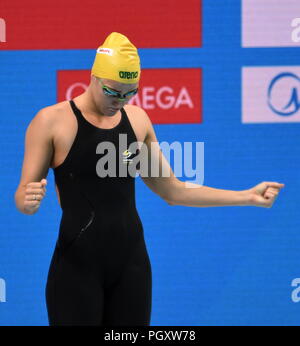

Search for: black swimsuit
xmin=45 ymin=100 xmax=152 ymax=326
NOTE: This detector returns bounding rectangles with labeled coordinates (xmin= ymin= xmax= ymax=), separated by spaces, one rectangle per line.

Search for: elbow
xmin=165 ymin=197 xmax=177 ymax=206
xmin=14 ymin=191 xmax=22 ymax=213
xmin=161 ymin=190 xmax=176 ymax=206
xmin=163 ymin=183 xmax=181 ymax=206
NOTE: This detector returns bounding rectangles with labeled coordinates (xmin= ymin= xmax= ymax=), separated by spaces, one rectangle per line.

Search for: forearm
xmin=168 ymin=180 xmax=251 ymax=207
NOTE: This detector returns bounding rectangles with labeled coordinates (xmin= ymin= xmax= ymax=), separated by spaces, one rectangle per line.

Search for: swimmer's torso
xmin=47 ymin=98 xmax=147 ymax=206
xmin=46 ymin=99 xmax=153 ymax=325
xmin=49 ymin=98 xmax=147 ymax=170
xmin=51 ymin=99 xmax=146 ymax=253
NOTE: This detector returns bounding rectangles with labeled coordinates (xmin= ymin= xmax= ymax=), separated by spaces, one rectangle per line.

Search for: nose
xmin=112 ymin=99 xmax=126 ymax=107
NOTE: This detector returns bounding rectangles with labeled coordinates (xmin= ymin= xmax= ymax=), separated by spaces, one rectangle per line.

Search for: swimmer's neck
xmin=73 ymin=88 xmax=107 ymax=118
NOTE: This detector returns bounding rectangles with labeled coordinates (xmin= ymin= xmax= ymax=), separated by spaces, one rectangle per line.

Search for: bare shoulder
xmin=32 ymin=100 xmax=69 ymax=124
xmin=28 ymin=100 xmax=71 ymax=140
xmin=123 ymin=104 xmax=153 ymax=143
xmin=124 ymin=104 xmax=153 ymax=127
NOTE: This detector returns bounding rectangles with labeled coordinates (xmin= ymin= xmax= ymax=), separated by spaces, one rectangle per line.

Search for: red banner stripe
xmin=0 ymin=0 xmax=201 ymax=50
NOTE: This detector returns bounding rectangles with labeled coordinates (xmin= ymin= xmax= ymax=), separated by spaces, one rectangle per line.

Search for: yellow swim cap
xmin=91 ymin=32 xmax=141 ymax=84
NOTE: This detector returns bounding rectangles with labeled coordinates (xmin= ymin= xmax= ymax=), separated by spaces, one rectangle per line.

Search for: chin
xmin=109 ymin=107 xmax=119 ymax=113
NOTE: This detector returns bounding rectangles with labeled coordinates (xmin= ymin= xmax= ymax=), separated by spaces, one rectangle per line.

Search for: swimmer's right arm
xmin=14 ymin=108 xmax=54 ymax=215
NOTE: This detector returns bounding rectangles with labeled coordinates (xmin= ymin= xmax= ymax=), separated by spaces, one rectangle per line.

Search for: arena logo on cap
xmin=97 ymin=48 xmax=113 ymax=56
xmin=119 ymin=71 xmax=139 ymax=79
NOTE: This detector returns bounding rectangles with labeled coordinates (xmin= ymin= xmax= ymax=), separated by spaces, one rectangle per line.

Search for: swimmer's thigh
xmin=103 ymin=239 xmax=152 ymax=326
xmin=46 ymin=248 xmax=104 ymax=326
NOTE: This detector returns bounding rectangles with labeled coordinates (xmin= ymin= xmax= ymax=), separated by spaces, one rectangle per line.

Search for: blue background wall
xmin=0 ymin=1 xmax=299 ymax=325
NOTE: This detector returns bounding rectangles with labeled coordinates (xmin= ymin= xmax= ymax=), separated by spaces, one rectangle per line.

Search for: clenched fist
xmin=24 ymin=178 xmax=47 ymax=213
xmin=248 ymin=181 xmax=285 ymax=208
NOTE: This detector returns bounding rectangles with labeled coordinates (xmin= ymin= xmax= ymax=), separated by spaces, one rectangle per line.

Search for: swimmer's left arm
xmin=140 ymin=109 xmax=285 ymax=208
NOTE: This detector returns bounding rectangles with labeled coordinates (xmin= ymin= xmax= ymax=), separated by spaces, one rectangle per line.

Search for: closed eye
xmin=103 ymin=85 xmax=138 ymax=98
xmin=124 ymin=89 xmax=138 ymax=97
xmin=103 ymin=88 xmax=119 ymax=96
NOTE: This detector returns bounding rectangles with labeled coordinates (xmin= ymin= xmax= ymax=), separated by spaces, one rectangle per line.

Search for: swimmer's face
xmin=91 ymin=75 xmax=138 ymax=115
